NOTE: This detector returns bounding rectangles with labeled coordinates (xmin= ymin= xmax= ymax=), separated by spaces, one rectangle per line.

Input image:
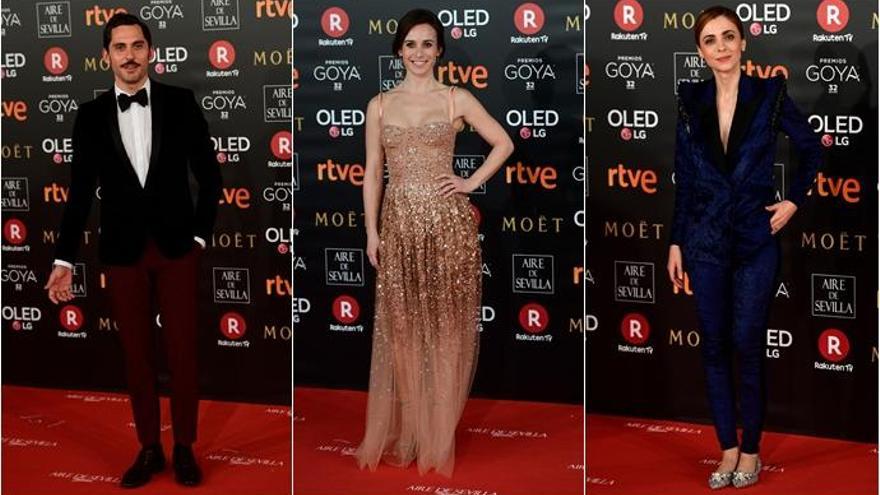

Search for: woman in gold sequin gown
xmin=354 ymin=9 xmax=514 ymax=477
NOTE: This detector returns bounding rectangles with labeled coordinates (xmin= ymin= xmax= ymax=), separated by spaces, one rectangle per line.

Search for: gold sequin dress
xmin=355 ymin=87 xmax=481 ymax=476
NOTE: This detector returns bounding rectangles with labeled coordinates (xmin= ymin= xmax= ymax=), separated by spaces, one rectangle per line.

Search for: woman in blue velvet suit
xmin=666 ymin=6 xmax=822 ymax=490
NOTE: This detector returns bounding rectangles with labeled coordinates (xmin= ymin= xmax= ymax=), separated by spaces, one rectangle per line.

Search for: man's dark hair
xmin=392 ymin=9 xmax=445 ymax=57
xmin=102 ymin=13 xmax=152 ymax=51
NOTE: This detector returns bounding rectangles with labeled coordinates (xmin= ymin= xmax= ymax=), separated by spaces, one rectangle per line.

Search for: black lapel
xmin=104 ymin=89 xmax=143 ymax=186
xmin=699 ymin=98 xmax=728 ymax=174
xmin=143 ymin=79 xmax=163 ymax=191
xmin=726 ymin=74 xmax=762 ymax=163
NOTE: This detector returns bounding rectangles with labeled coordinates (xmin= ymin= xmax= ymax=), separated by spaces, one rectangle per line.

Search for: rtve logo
xmin=816 ymin=0 xmax=849 ymax=33
xmin=321 ymin=7 xmax=350 ymax=37
xmin=818 ymin=328 xmax=849 ymax=362
xmin=84 ymin=5 xmax=126 ymax=26
xmin=209 ymin=40 xmax=236 ymax=70
xmin=514 ymin=3 xmax=545 ymax=35
xmin=317 ymin=159 xmax=365 ymax=186
xmin=614 ymin=0 xmax=644 ymax=32
xmin=218 ymin=187 xmax=251 ymax=209
xmin=620 ymin=313 xmax=650 ymax=345
xmin=59 ymin=305 xmax=84 ymax=331
xmin=808 ymin=173 xmax=860 ymax=203
xmin=332 ymin=295 xmax=360 ymax=324
xmin=437 ymin=61 xmax=488 ymax=89
xmin=518 ymin=302 xmax=549 ymax=333
xmin=220 ymin=312 xmax=247 ymax=340
xmin=741 ymin=60 xmax=789 ymax=79
xmin=266 ymin=275 xmax=292 ymax=296
xmin=2 ymin=100 xmax=28 ymax=121
xmin=505 ymin=162 xmax=557 ymax=189
xmin=43 ymin=47 xmax=68 ymax=75
xmin=256 ymin=0 xmax=293 ymax=18
xmin=607 ymin=163 xmax=657 ymax=194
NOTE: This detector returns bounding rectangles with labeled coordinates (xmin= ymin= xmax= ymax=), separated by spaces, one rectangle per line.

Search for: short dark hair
xmin=102 ymin=12 xmax=152 ymax=51
xmin=392 ymin=9 xmax=445 ymax=57
xmin=694 ymin=6 xmax=744 ymax=46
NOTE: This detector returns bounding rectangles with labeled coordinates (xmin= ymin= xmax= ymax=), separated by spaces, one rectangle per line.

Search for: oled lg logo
xmin=810 ymin=114 xmax=862 ymax=147
xmin=265 ymin=227 xmax=293 ymax=254
xmin=512 ymin=3 xmax=547 ymax=44
xmin=330 ymin=295 xmax=364 ymax=332
xmin=317 ymin=109 xmax=364 ymax=138
xmin=619 ymin=313 xmax=653 ymax=354
xmin=737 ymin=3 xmax=791 ymax=36
xmin=506 ymin=109 xmax=558 ymax=139
xmin=516 ymin=303 xmax=551 ymax=342
xmin=57 ymin=305 xmax=86 ymax=339
xmin=606 ymin=109 xmax=658 ymax=140
xmin=150 ymin=45 xmax=187 ymax=75
xmin=201 ymin=0 xmax=240 ymax=31
xmin=3 ymin=306 xmax=41 ymax=331
xmin=212 ymin=135 xmax=251 ymax=164
xmin=1 ymin=52 xmax=25 ymax=78
xmin=766 ymin=328 xmax=793 ymax=359
xmin=292 ymin=297 xmax=311 ymax=324
xmin=218 ymin=312 xmax=249 ymax=348
xmin=815 ymin=328 xmax=853 ymax=372
xmin=42 ymin=137 xmax=73 ymax=164
xmin=319 ymin=7 xmax=353 ymax=47
xmin=206 ymin=40 xmax=237 ymax=77
xmin=806 ymin=59 xmax=860 ymax=94
xmin=313 ymin=59 xmax=361 ymax=92
xmin=438 ymin=8 xmax=489 ymax=39
xmin=606 ymin=56 xmax=655 ymax=90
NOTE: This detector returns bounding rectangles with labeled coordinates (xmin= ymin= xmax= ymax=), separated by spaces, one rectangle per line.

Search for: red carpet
xmin=2 ymin=385 xmax=291 ymax=494
xmin=293 ymin=387 xmax=584 ymax=494
xmin=587 ymin=414 xmax=878 ymax=494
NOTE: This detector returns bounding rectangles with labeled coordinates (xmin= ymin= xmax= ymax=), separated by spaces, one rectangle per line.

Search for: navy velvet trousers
xmin=688 ymin=240 xmax=779 ymax=454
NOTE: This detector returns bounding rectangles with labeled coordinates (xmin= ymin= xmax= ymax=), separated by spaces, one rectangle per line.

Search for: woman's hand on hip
xmin=765 ymin=200 xmax=797 ymax=235
xmin=667 ymin=244 xmax=686 ymax=290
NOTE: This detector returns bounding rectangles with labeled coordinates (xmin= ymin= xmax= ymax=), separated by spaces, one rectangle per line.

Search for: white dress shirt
xmin=53 ymin=79 xmax=203 ymax=270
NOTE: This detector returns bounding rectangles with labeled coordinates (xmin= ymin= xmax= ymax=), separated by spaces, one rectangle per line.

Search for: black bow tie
xmin=117 ymin=88 xmax=149 ymax=111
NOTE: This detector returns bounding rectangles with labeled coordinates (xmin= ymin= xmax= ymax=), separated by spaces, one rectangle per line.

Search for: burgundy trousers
xmin=107 ymin=240 xmax=201 ymax=446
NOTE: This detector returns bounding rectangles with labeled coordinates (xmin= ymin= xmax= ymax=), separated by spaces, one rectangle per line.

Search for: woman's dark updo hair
xmin=392 ymin=9 xmax=445 ymax=57
xmin=694 ymin=6 xmax=745 ymax=46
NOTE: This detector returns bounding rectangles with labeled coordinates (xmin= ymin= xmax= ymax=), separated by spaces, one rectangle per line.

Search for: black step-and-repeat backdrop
xmin=1 ymin=1 xmax=292 ymax=404
xmin=587 ymin=1 xmax=878 ymax=441
xmin=293 ymin=1 xmax=585 ymax=403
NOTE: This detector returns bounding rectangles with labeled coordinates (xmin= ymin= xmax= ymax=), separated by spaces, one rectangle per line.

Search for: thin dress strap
xmin=377 ymin=92 xmax=384 ymax=122
xmin=448 ymin=86 xmax=456 ymax=123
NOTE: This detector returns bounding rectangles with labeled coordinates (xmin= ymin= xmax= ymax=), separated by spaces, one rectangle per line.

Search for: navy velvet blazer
xmin=670 ymin=71 xmax=822 ymax=266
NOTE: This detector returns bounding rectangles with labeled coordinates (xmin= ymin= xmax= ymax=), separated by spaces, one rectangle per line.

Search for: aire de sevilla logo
xmin=614 ymin=0 xmax=643 ymax=32
xmin=620 ymin=312 xmax=649 ymax=345
xmin=332 ymin=295 xmax=360 ymax=324
xmin=220 ymin=312 xmax=247 ymax=340
xmin=818 ymin=328 xmax=849 ymax=362
xmin=518 ymin=302 xmax=549 ymax=333
xmin=514 ymin=3 xmax=544 ymax=35
xmin=321 ymin=7 xmax=350 ymax=37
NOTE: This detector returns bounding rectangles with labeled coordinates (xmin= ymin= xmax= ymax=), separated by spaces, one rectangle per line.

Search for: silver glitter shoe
xmin=708 ymin=470 xmax=734 ymax=490
xmin=732 ymin=456 xmax=762 ymax=489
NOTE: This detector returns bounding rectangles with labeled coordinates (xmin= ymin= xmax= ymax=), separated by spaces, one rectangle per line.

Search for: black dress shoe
xmin=172 ymin=444 xmax=202 ymax=486
xmin=120 ymin=444 xmax=165 ymax=489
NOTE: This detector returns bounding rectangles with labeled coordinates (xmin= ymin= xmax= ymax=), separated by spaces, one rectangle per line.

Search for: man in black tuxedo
xmin=44 ymin=13 xmax=221 ymax=488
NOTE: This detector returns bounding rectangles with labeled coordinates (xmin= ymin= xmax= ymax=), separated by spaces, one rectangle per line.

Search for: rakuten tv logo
xmin=220 ymin=312 xmax=247 ymax=340
xmin=737 ymin=3 xmax=791 ymax=36
xmin=514 ymin=3 xmax=545 ymax=35
xmin=271 ymin=130 xmax=292 ymax=160
xmin=59 ymin=305 xmax=84 ymax=332
xmin=518 ymin=302 xmax=549 ymax=333
xmin=208 ymin=40 xmax=235 ymax=70
xmin=809 ymin=114 xmax=862 ymax=147
xmin=3 ymin=218 xmax=26 ymax=245
xmin=614 ymin=0 xmax=644 ymax=31
xmin=506 ymin=109 xmax=558 ymax=139
xmin=321 ymin=7 xmax=350 ymax=37
xmin=332 ymin=295 xmax=360 ymax=324
xmin=606 ymin=109 xmax=658 ymax=140
xmin=316 ymin=108 xmax=364 ymax=138
xmin=818 ymin=328 xmax=849 ymax=362
xmin=620 ymin=313 xmax=649 ymax=345
xmin=43 ymin=46 xmax=69 ymax=75
xmin=816 ymin=0 xmax=849 ymax=33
